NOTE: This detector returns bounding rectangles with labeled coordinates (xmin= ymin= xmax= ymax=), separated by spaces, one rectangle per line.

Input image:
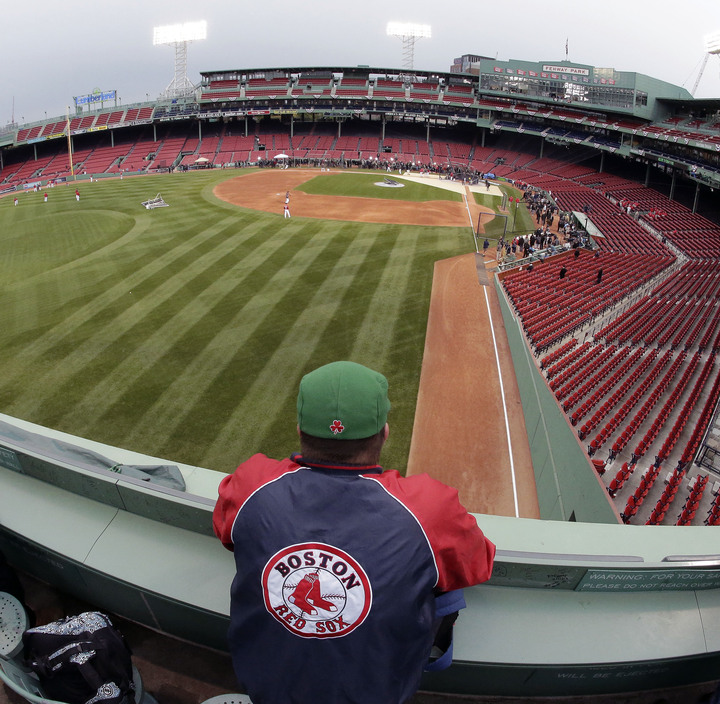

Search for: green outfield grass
xmin=474 ymin=184 xmax=534 ymax=240
xmin=297 ymin=172 xmax=464 ymax=202
xmin=0 ymin=170 xmax=473 ymax=474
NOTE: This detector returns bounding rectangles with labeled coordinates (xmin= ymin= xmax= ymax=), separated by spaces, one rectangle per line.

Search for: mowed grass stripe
xmin=0 ymin=212 xmax=240 ymax=403
xmin=48 ymin=217 xmax=292 ymax=434
xmin=86 ymin=218 xmax=324 ymax=452
xmin=0 ymin=214 xmax=155 ymax=345
xmin=155 ymin=222 xmax=362 ymax=467
xmin=253 ymin=224 xmax=415 ymax=456
xmin=202 ymin=225 xmax=390 ymax=467
xmin=349 ymin=227 xmax=420 ymax=365
xmin=292 ymin=225 xmax=404 ymax=365
xmin=0 ymin=209 xmax=135 ymax=285
xmin=2 ymin=214 xmax=242 ymax=418
xmin=4 ymin=216 xmax=243 ymax=419
xmin=381 ymin=230 xmax=447 ymax=466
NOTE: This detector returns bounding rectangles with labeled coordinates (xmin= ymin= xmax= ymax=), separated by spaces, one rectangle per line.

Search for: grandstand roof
xmin=658 ymin=96 xmax=720 ymax=113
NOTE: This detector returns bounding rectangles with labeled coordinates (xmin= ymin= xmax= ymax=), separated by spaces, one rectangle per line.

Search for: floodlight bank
xmin=153 ymin=20 xmax=207 ymax=46
xmin=386 ymin=21 xmax=432 ymax=38
xmin=705 ymin=31 xmax=720 ymax=55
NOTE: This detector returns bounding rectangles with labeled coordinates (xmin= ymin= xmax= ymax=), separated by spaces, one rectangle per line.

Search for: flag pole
xmin=66 ymin=106 xmax=75 ymax=179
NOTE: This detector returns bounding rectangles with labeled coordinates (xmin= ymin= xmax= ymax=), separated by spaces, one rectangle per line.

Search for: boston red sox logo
xmin=262 ymin=542 xmax=372 ymax=638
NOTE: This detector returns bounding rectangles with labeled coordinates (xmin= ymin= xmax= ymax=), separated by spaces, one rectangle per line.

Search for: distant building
xmin=450 ymin=54 xmax=492 ymax=74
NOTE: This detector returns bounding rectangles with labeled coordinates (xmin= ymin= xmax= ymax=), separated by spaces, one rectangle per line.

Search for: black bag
xmin=22 ymin=612 xmax=135 ymax=704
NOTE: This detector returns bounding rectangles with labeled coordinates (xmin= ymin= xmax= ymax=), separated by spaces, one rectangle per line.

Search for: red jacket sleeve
xmin=371 ymin=471 xmax=496 ymax=591
xmin=212 ymin=454 xmax=300 ymax=550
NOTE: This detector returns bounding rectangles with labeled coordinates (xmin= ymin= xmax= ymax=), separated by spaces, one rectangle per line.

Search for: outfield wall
xmin=0 ymin=413 xmax=719 ymax=697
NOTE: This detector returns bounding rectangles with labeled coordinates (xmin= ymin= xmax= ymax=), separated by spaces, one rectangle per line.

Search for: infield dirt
xmin=214 ymin=168 xmax=495 ymax=228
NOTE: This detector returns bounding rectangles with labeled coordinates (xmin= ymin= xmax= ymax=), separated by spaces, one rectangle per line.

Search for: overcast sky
xmin=3 ymin=0 xmax=719 ymax=125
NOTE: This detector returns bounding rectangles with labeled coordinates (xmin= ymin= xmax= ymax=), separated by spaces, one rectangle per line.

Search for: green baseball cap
xmin=297 ymin=361 xmax=391 ymax=440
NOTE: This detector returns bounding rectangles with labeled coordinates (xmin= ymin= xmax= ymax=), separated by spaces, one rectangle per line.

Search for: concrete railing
xmin=0 ymin=412 xmax=719 ymax=697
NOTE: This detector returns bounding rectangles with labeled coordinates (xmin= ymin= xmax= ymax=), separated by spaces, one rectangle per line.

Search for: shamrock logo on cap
xmin=329 ymin=420 xmax=345 ymax=435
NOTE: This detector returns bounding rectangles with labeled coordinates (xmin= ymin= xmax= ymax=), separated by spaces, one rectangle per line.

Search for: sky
xmin=3 ymin=0 xmax=720 ymax=126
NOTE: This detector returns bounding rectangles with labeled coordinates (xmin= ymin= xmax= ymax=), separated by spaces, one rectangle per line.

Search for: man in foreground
xmin=213 ymin=361 xmax=496 ymax=704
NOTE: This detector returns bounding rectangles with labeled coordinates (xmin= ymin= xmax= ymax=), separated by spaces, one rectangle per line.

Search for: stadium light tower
xmin=386 ymin=22 xmax=431 ymax=71
xmin=153 ymin=21 xmax=207 ymax=99
xmin=691 ymin=31 xmax=720 ymax=96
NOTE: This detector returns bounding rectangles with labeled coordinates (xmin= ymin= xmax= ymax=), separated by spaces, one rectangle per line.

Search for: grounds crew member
xmin=213 ymin=360 xmax=495 ymax=704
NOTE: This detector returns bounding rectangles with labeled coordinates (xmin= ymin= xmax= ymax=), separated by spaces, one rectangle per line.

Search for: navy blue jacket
xmin=213 ymin=453 xmax=495 ymax=704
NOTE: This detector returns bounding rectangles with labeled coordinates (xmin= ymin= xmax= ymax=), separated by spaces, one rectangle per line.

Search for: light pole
xmin=692 ymin=31 xmax=720 ymax=96
xmin=153 ymin=20 xmax=207 ymax=99
xmin=386 ymin=22 xmax=431 ymax=71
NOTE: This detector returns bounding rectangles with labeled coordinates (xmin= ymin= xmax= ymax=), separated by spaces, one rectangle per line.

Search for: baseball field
xmin=0 ymin=169 xmax=501 ymax=477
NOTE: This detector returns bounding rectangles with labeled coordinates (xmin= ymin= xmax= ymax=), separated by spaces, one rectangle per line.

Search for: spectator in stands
xmin=596 ymin=269 xmax=603 ymax=285
xmin=213 ymin=361 xmax=496 ymax=704
xmin=559 ymin=265 xmax=567 ymax=279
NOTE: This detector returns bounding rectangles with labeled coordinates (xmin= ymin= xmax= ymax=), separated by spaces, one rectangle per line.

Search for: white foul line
xmin=462 ymin=190 xmax=479 ymax=252
xmin=483 ymin=287 xmax=520 ymax=517
xmin=465 ymin=187 xmax=519 ymax=516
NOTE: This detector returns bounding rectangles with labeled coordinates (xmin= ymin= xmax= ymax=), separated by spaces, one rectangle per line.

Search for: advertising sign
xmin=75 ymin=89 xmax=116 ymax=106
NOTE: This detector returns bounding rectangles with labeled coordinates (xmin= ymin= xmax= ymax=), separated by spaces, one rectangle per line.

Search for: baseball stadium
xmin=1 ymin=45 xmax=720 ymax=704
